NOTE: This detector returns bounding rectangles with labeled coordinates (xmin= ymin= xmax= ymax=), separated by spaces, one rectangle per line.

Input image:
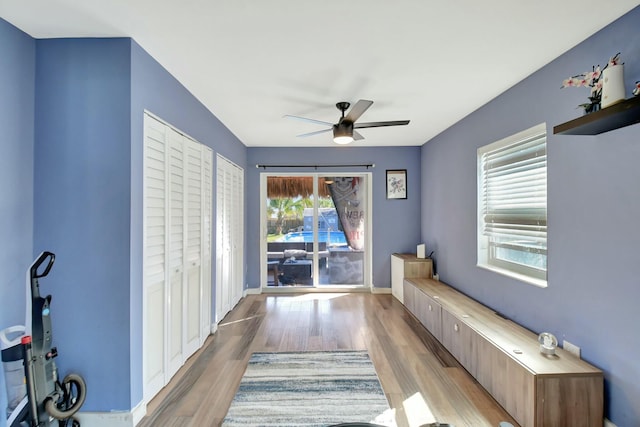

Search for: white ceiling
xmin=2 ymin=1 xmax=639 ymax=147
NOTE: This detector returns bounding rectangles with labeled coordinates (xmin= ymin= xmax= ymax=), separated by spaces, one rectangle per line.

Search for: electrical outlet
xmin=563 ymin=340 xmax=581 ymax=358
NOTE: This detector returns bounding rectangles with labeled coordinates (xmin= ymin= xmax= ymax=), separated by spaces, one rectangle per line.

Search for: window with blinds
xmin=477 ymin=123 xmax=547 ymax=286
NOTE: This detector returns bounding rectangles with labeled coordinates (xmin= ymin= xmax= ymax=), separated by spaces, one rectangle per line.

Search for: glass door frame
xmin=259 ymin=171 xmax=373 ymax=291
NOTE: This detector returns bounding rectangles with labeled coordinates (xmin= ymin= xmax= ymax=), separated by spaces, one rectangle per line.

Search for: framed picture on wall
xmin=386 ymin=169 xmax=407 ymax=199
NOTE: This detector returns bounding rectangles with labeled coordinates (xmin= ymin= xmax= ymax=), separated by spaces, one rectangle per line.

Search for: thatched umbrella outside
xmin=266 ymin=176 xmax=364 ymax=250
xmin=266 ymin=177 xmax=332 ymax=235
xmin=267 ymin=176 xmax=331 ymax=199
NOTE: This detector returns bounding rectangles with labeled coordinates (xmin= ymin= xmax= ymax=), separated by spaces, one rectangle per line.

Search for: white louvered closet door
xmin=216 ymin=160 xmax=231 ymax=320
xmin=143 ymin=115 xmax=168 ymax=401
xmin=143 ymin=113 xmax=213 ymax=402
xmin=216 ymin=155 xmax=244 ymax=323
xmin=201 ymin=147 xmax=213 ymax=343
xmin=231 ymin=163 xmax=244 ymax=306
xmin=184 ymin=141 xmax=203 ymax=358
xmin=166 ymin=128 xmax=185 ymax=379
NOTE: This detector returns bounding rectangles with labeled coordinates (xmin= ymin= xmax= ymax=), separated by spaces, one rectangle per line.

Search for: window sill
xmin=477 ymin=263 xmax=547 ymax=288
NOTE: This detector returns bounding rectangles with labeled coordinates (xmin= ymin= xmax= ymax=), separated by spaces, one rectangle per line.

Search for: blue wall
xmin=421 ymin=7 xmax=640 ymax=426
xmin=31 ymin=38 xmax=249 ymax=412
xmin=0 ymin=30 xmax=247 ymax=419
xmin=33 ymin=38 xmax=134 ymax=411
xmin=129 ymin=39 xmax=247 ymax=407
xmin=246 ymin=146 xmax=422 ymax=288
xmin=0 ymin=19 xmax=35 ymax=426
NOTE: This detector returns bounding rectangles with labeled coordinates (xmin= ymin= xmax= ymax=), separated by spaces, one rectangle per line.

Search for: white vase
xmin=601 ymin=64 xmax=625 ymax=108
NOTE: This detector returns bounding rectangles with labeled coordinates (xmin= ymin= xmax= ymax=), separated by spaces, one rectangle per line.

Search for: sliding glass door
xmin=262 ymin=173 xmax=370 ymax=289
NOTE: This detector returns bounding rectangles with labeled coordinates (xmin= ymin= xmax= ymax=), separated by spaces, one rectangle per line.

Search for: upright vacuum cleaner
xmin=2 ymin=252 xmax=87 ymax=427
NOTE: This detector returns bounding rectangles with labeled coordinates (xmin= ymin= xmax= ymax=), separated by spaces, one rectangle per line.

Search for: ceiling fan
xmin=284 ymin=99 xmax=410 ymax=144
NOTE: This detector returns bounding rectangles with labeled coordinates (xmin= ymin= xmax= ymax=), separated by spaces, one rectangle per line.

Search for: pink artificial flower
xmin=608 ymin=52 xmax=621 ymax=67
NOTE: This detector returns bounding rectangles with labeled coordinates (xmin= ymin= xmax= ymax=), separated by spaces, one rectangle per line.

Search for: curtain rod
xmin=256 ymin=163 xmax=375 ymax=169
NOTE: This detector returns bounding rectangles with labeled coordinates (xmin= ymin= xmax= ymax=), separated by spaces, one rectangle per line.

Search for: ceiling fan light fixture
xmin=333 ymin=135 xmax=354 ymax=144
xmin=333 ymin=123 xmax=354 ymax=144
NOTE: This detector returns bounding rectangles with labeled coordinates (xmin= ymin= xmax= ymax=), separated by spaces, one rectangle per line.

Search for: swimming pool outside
xmin=278 ymin=230 xmax=347 ymax=245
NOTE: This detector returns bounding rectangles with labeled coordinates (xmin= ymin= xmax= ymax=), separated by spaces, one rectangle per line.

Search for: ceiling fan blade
xmin=297 ymin=128 xmax=332 ymax=138
xmin=354 ymin=120 xmax=410 ymax=129
xmin=345 ymin=99 xmax=373 ymax=123
xmin=353 ymin=130 xmax=365 ymax=141
xmin=284 ymin=114 xmax=334 ymax=127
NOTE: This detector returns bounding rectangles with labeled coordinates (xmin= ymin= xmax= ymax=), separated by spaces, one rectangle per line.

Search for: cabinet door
xmin=414 ymin=287 xmax=428 ymax=325
xmin=536 ymin=375 xmax=603 ymax=427
xmin=504 ymin=354 xmax=534 ymax=427
xmin=403 ymin=281 xmax=416 ymax=314
xmin=441 ymin=310 xmax=475 ymax=374
xmin=421 ymin=293 xmax=442 ymax=341
xmin=475 ymin=334 xmax=499 ymax=396
xmin=475 ymin=337 xmax=534 ymax=427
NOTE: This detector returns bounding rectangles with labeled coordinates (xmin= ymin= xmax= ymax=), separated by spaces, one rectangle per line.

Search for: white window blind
xmin=477 ymin=123 xmax=547 ymax=286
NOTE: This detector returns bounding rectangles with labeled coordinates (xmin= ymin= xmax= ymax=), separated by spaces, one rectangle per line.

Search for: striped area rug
xmin=222 ymin=351 xmax=396 ymax=427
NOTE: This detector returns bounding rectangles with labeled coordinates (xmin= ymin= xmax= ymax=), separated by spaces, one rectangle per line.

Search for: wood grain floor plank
xmin=190 ymin=359 xmax=245 ymax=427
xmin=138 ymin=293 xmax=519 ymax=427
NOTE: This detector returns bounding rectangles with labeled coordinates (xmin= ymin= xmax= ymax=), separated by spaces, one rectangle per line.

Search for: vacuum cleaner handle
xmin=31 ymin=251 xmax=55 ymax=279
xmin=30 ymin=251 xmax=55 ymax=299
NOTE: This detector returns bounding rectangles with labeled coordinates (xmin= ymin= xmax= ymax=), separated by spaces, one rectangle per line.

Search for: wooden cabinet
xmin=401 ymin=278 xmax=603 ymax=427
xmin=405 ymin=283 xmax=442 ymax=341
xmin=402 ymin=281 xmax=415 ymax=314
xmin=535 ymin=375 xmax=603 ymax=427
xmin=391 ymin=253 xmax=432 ymax=303
xmin=441 ymin=309 xmax=476 ymax=375
xmin=418 ymin=291 xmax=442 ymax=341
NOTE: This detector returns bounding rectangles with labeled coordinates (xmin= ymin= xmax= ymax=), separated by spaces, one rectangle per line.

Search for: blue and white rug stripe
xmin=223 ymin=351 xmax=396 ymax=427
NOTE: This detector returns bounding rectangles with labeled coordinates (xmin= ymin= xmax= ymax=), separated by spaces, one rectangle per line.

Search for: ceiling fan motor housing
xmin=333 ymin=121 xmax=354 ymax=144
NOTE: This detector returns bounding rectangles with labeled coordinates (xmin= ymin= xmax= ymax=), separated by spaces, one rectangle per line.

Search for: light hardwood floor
xmin=138 ymin=292 xmax=519 ymax=427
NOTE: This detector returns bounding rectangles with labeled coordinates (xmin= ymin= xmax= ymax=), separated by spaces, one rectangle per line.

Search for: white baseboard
xmin=74 ymin=401 xmax=146 ymax=427
xmin=132 ymin=401 xmax=147 ymax=425
xmin=244 ymin=287 xmax=262 ymax=296
xmin=75 ymin=411 xmax=135 ymax=427
xmin=604 ymin=418 xmax=617 ymax=427
xmin=371 ymin=286 xmax=392 ymax=294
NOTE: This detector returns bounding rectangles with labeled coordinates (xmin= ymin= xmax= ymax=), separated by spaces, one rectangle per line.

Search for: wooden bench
xmin=402 ymin=277 xmax=603 ymax=427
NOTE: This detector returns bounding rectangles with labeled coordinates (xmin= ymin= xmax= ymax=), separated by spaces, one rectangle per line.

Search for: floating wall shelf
xmin=553 ymin=96 xmax=640 ymax=135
